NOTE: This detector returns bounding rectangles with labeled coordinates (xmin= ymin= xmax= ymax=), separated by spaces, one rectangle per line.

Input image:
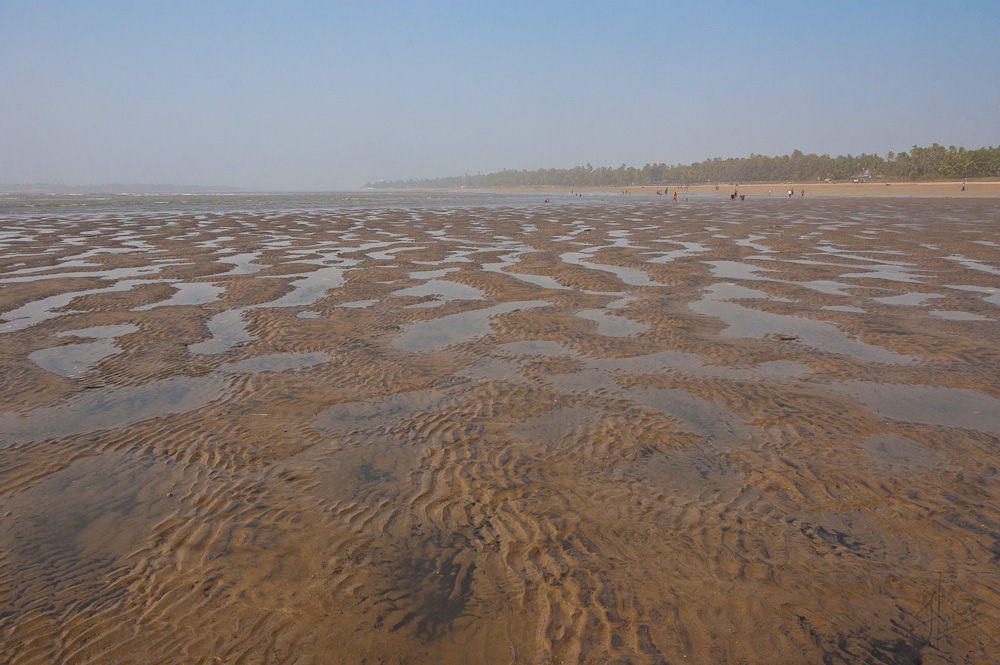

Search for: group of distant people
xmin=654 ymin=189 xmax=681 ymax=201
xmin=557 ymin=184 xmax=817 ymax=201
xmin=556 ymin=182 xmax=970 ymax=201
xmin=724 ymin=187 xmax=804 ymax=200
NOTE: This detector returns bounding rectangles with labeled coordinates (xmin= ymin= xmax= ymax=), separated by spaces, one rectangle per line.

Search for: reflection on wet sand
xmin=27 ymin=323 xmax=139 ymax=376
xmin=1 ymin=193 xmax=999 ymax=664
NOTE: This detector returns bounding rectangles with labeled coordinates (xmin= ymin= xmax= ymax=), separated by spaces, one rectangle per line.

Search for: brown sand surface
xmin=1 ymin=193 xmax=999 ymax=664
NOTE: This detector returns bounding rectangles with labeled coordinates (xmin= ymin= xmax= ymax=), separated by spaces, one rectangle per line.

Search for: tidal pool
xmin=29 ymin=324 xmax=139 ymax=377
xmin=393 ymin=300 xmax=548 ymax=352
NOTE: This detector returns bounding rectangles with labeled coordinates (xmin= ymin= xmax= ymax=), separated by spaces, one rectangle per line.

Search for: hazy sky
xmin=3 ymin=1 xmax=998 ymax=190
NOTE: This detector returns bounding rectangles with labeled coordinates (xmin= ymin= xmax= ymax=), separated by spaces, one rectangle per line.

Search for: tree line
xmin=367 ymin=144 xmax=1000 ymax=189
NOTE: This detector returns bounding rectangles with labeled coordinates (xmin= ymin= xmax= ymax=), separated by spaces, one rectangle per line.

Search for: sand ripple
xmin=2 ymin=194 xmax=999 ymax=663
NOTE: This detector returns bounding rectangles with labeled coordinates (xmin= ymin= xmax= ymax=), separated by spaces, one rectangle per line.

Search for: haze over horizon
xmin=3 ymin=0 xmax=998 ymax=191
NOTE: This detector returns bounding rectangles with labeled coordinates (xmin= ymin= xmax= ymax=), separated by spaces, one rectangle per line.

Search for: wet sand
xmin=1 ymin=193 xmax=999 ymax=664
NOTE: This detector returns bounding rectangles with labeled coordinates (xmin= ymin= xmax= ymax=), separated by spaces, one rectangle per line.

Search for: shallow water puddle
xmin=482 ymin=252 xmax=569 ymax=290
xmin=547 ymin=367 xmax=760 ymax=443
xmin=455 ymin=353 xmax=531 ymax=382
xmin=734 ymin=234 xmax=775 ymax=254
xmin=29 ymin=324 xmax=139 ymax=376
xmin=831 ymin=381 xmax=1000 ymax=435
xmin=945 ymin=254 xmax=1000 ymax=276
xmin=632 ymin=386 xmax=761 ymax=449
xmin=691 ymin=283 xmax=915 ymax=364
xmin=510 ymin=404 xmax=612 ymax=449
xmin=2 ymin=259 xmax=102 ymax=275
xmin=408 ymin=267 xmax=459 ymax=279
xmin=792 ymin=279 xmax=865 ymax=296
xmin=187 ymin=307 xmax=255 ymax=354
xmin=366 ymin=245 xmax=427 ymax=260
xmin=0 ymin=375 xmax=231 ymax=446
xmin=629 ymin=446 xmax=747 ymax=499
xmin=838 ymin=264 xmax=927 ymax=283
xmin=645 ymin=240 xmax=708 ymax=263
xmin=588 ymin=350 xmax=810 ymax=382
xmin=560 ymin=251 xmax=664 ymax=287
xmin=2 ymin=450 xmax=191 ymax=563
xmin=500 ymin=338 xmax=812 ymax=385
xmin=494 ymin=340 xmax=578 ymax=358
xmin=312 ymin=389 xmax=458 ymax=434
xmin=265 ymin=264 xmax=354 ymax=308
xmin=189 ymin=264 xmax=355 ymax=354
xmin=945 ymin=284 xmax=1000 ymax=308
xmin=337 ymin=299 xmax=379 ymax=309
xmin=929 ymin=310 xmax=991 ymax=321
xmin=391 ymin=279 xmax=485 ymax=307
xmin=133 ymin=282 xmax=224 ymax=310
xmin=576 ymin=309 xmax=648 ymax=337
xmin=1 ymin=280 xmax=152 ymax=332
xmin=221 ymin=351 xmax=333 ymax=374
xmin=411 ymin=249 xmax=477 ymax=265
xmin=0 ymin=263 xmax=178 ymax=284
xmin=864 ymin=434 xmax=940 ymax=468
xmin=873 ymin=292 xmax=944 ymax=306
xmin=393 ymin=300 xmax=548 ymax=352
xmin=703 ymin=260 xmax=775 ymax=281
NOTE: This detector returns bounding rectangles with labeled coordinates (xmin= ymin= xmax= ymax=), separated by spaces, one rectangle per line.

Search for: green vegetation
xmin=367 ymin=144 xmax=1000 ymax=189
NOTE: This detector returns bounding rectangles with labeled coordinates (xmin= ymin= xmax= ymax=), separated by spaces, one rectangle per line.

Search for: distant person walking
xmin=801 ymin=189 xmax=805 ymax=197
xmin=788 ymin=189 xmax=793 ymax=198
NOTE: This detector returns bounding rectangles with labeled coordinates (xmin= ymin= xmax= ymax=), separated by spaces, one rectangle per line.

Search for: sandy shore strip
xmin=460 ymin=179 xmax=1000 ymax=198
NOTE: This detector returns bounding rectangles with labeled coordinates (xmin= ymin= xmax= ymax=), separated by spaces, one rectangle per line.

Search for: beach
xmin=1 ymin=192 xmax=999 ymax=664
xmin=464 ymin=179 xmax=1000 ymax=198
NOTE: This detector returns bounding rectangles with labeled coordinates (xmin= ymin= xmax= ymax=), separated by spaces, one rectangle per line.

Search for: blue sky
xmin=2 ymin=1 xmax=998 ymax=190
